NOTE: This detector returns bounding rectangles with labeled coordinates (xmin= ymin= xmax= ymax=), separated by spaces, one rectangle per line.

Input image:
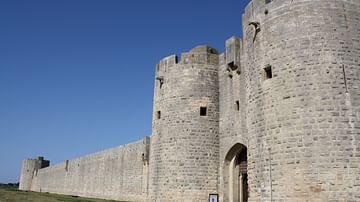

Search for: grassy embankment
xmin=0 ymin=186 xmax=125 ymax=202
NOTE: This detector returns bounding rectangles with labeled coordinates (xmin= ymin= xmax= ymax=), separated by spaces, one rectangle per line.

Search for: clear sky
xmin=0 ymin=0 xmax=250 ymax=183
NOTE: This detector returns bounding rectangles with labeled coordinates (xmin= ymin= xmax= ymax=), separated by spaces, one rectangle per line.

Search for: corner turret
xmin=19 ymin=156 xmax=50 ymax=191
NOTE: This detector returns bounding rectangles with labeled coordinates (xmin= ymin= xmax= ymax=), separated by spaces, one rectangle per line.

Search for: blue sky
xmin=0 ymin=0 xmax=250 ymax=183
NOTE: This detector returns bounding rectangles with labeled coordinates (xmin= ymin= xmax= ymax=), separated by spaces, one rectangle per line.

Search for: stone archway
xmin=223 ymin=143 xmax=248 ymax=202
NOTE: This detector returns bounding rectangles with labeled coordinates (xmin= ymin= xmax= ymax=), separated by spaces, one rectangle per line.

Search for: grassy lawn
xmin=0 ymin=187 xmax=124 ymax=202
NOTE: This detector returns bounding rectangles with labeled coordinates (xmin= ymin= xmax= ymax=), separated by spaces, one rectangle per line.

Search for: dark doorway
xmin=224 ymin=143 xmax=248 ymax=202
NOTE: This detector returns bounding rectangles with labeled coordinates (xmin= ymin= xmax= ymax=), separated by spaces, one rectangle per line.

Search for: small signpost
xmin=209 ymin=194 xmax=218 ymax=202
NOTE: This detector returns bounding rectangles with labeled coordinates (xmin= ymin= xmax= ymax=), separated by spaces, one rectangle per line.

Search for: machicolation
xmin=20 ymin=0 xmax=360 ymax=201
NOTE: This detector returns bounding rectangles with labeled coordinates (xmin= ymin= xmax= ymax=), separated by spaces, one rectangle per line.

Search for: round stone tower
xmin=149 ymin=46 xmax=220 ymax=201
xmin=241 ymin=0 xmax=360 ymax=201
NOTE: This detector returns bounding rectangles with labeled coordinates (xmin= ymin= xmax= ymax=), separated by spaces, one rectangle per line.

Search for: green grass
xmin=0 ymin=187 xmax=124 ymax=202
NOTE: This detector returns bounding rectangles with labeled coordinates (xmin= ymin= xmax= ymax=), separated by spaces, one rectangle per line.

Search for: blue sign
xmin=209 ymin=194 xmax=218 ymax=202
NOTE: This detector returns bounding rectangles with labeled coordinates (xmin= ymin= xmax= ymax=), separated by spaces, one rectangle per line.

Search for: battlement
xmin=19 ymin=156 xmax=50 ymax=191
xmin=156 ymin=55 xmax=178 ymax=72
xmin=18 ymin=0 xmax=360 ymax=201
xmin=24 ymin=156 xmax=50 ymax=169
xmin=181 ymin=45 xmax=219 ymax=65
xmin=156 ymin=45 xmax=219 ymax=72
xmin=189 ymin=45 xmax=218 ymax=54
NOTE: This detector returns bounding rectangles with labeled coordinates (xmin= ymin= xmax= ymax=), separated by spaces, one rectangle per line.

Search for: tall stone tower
xmin=17 ymin=1 xmax=360 ymax=201
xmin=149 ymin=46 xmax=220 ymax=201
xmin=238 ymin=0 xmax=360 ymax=201
xmin=19 ymin=156 xmax=49 ymax=191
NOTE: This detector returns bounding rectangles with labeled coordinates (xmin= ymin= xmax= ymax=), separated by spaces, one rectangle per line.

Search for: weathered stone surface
xmin=20 ymin=137 xmax=150 ymax=201
xmin=149 ymin=45 xmax=220 ymax=202
xmin=19 ymin=0 xmax=360 ymax=201
xmin=235 ymin=1 xmax=360 ymax=201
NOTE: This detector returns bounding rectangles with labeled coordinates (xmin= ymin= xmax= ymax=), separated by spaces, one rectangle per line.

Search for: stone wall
xmin=241 ymin=0 xmax=360 ymax=201
xmin=218 ymin=36 xmax=249 ymax=202
xmin=149 ymin=46 xmax=220 ymax=202
xmin=19 ymin=157 xmax=49 ymax=190
xmin=21 ymin=137 xmax=150 ymax=202
xmin=19 ymin=0 xmax=360 ymax=201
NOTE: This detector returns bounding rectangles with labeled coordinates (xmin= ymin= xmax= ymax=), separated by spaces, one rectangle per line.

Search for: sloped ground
xmin=0 ymin=187 xmax=124 ymax=202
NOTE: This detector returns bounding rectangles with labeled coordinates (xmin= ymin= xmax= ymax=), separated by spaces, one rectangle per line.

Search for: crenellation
xmin=19 ymin=0 xmax=360 ymax=201
xmin=159 ymin=54 xmax=178 ymax=68
xmin=180 ymin=45 xmax=219 ymax=65
xmin=19 ymin=157 xmax=50 ymax=191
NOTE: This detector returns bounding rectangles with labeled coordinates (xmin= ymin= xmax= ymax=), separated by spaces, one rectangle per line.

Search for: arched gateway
xmin=224 ymin=143 xmax=248 ymax=202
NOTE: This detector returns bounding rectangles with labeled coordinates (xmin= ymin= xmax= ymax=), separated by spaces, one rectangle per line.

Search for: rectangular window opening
xmin=263 ymin=65 xmax=273 ymax=80
xmin=235 ymin=101 xmax=240 ymax=111
xmin=156 ymin=111 xmax=161 ymax=119
xmin=200 ymin=107 xmax=207 ymax=116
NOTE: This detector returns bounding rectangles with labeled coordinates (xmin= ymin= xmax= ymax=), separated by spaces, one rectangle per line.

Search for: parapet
xmin=157 ymin=55 xmax=178 ymax=72
xmin=19 ymin=156 xmax=50 ymax=190
xmin=181 ymin=45 xmax=219 ymax=65
xmin=36 ymin=156 xmax=50 ymax=168
xmin=189 ymin=45 xmax=218 ymax=54
xmin=156 ymin=45 xmax=220 ymax=73
xmin=24 ymin=156 xmax=50 ymax=169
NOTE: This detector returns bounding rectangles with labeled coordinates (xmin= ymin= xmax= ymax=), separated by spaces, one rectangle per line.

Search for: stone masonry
xmin=20 ymin=0 xmax=360 ymax=201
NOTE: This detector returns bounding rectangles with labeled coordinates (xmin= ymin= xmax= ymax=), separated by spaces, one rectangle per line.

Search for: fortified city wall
xmin=20 ymin=137 xmax=150 ymax=202
xmin=19 ymin=0 xmax=360 ymax=201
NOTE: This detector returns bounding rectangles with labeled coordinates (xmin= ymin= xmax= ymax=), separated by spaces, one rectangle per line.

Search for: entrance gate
xmin=224 ymin=143 xmax=248 ymax=202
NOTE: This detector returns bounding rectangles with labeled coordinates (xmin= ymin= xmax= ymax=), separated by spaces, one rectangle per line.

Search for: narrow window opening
xmin=265 ymin=9 xmax=269 ymax=15
xmin=263 ymin=65 xmax=273 ymax=80
xmin=235 ymin=101 xmax=240 ymax=111
xmin=200 ymin=107 xmax=207 ymax=116
xmin=65 ymin=160 xmax=69 ymax=172
xmin=156 ymin=111 xmax=161 ymax=119
xmin=342 ymin=64 xmax=349 ymax=93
